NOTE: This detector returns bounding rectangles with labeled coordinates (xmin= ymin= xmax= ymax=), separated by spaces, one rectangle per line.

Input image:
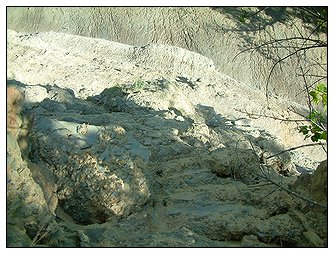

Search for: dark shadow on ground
xmin=210 ymin=7 xmax=327 ymax=63
xmin=211 ymin=7 xmax=327 ymax=34
xmin=7 ymin=79 xmax=305 ymax=237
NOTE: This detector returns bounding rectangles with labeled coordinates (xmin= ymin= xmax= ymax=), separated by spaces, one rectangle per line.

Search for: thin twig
xmin=300 ymin=66 xmax=313 ymax=113
xmin=261 ymin=186 xmax=280 ymax=200
xmin=295 ymin=77 xmax=327 ymax=97
xmin=265 ymin=44 xmax=326 ymax=104
xmin=247 ymin=138 xmax=327 ymax=209
xmin=31 ymin=223 xmax=48 ymax=246
xmin=233 ymin=37 xmax=326 ymax=60
xmin=265 ymin=142 xmax=326 ymax=160
xmin=301 ymin=74 xmax=327 ymax=78
xmin=234 ymin=108 xmax=307 ymax=122
xmin=258 ymin=163 xmax=327 ymax=209
xmin=300 ymin=7 xmax=326 ymax=21
xmin=287 ymin=107 xmax=328 ymax=152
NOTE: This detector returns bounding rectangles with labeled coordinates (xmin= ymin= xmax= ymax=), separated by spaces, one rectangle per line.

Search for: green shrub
xmin=299 ymin=83 xmax=327 ymax=142
xmin=131 ymin=79 xmax=147 ymax=92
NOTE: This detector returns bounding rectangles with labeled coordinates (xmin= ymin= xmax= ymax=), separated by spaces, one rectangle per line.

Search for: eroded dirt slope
xmin=6 ymin=29 xmax=327 ymax=247
xmin=7 ymin=7 xmax=327 ymax=105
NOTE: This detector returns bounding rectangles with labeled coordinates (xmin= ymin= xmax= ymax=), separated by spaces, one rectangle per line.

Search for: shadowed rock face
xmin=7 ymin=86 xmax=24 ymax=139
xmin=7 ymin=7 xmax=327 ymax=105
xmin=7 ymin=87 xmax=56 ymax=246
xmin=6 ymin=78 xmax=327 ymax=246
xmin=6 ymin=12 xmax=327 ymax=246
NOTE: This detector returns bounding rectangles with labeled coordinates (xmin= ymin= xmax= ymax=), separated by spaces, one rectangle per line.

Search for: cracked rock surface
xmin=6 ymin=28 xmax=327 ymax=247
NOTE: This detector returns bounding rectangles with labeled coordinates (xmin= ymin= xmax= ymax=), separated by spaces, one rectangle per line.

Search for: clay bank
xmin=6 ymin=7 xmax=327 ymax=247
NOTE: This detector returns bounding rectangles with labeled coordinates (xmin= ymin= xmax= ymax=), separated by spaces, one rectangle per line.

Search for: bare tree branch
xmin=247 ymin=138 xmax=327 ymax=209
xmin=265 ymin=44 xmax=326 ymax=104
xmin=264 ymin=142 xmax=326 ymax=160
xmin=234 ymin=108 xmax=308 ymax=122
xmin=299 ymin=66 xmax=313 ymax=113
xmin=233 ymin=37 xmax=326 ymax=61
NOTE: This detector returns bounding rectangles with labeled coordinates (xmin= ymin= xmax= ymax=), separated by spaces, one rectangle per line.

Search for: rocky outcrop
xmin=293 ymin=160 xmax=328 ymax=206
xmin=6 ymin=86 xmax=61 ymax=246
xmin=7 ymin=126 xmax=55 ymax=246
xmin=7 ymin=86 xmax=24 ymax=139
xmin=207 ymin=148 xmax=261 ymax=183
xmin=6 ymin=80 xmax=325 ymax=247
xmin=6 ymin=29 xmax=327 ymax=247
xmin=311 ymin=160 xmax=328 ymax=205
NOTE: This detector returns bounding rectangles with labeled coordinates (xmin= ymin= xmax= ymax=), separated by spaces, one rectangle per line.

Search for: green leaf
xmin=316 ymin=83 xmax=327 ymax=93
xmin=320 ymin=132 xmax=327 ymax=140
xmin=322 ymin=94 xmax=327 ymax=108
xmin=308 ymin=110 xmax=319 ymax=121
xmin=239 ymin=15 xmax=246 ymax=23
xmin=310 ymin=129 xmax=327 ymax=142
xmin=300 ymin=83 xmax=327 ymax=143
xmin=309 ymin=91 xmax=320 ymax=104
xmin=311 ymin=134 xmax=319 ymax=142
xmin=299 ymin=125 xmax=309 ymax=135
xmin=310 ymin=124 xmax=322 ymax=134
